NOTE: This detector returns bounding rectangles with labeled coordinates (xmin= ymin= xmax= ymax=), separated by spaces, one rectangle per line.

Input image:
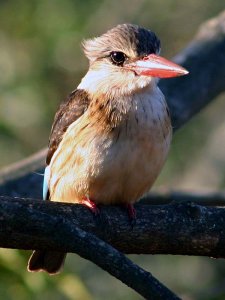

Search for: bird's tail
xmin=27 ymin=250 xmax=66 ymax=275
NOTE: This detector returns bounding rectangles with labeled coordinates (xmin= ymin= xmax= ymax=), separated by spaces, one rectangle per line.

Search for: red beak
xmin=126 ymin=54 xmax=189 ymax=78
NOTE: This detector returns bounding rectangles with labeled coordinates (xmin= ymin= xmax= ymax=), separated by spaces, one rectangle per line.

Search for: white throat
xmin=77 ymin=68 xmax=157 ymax=99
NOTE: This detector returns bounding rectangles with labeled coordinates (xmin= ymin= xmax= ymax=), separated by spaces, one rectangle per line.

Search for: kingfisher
xmin=27 ymin=24 xmax=188 ymax=274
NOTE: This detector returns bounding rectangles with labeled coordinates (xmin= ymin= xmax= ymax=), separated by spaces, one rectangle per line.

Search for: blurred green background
xmin=0 ymin=0 xmax=225 ymax=299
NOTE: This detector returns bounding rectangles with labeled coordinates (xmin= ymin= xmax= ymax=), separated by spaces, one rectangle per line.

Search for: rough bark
xmin=0 ymin=196 xmax=184 ymax=300
xmin=0 ymin=196 xmax=225 ymax=258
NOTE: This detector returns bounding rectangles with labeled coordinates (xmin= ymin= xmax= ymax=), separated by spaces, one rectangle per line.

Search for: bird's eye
xmin=110 ymin=51 xmax=126 ymax=66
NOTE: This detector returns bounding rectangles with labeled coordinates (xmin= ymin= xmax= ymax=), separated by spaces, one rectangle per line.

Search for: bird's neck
xmin=77 ymin=69 xmax=165 ymax=130
xmin=86 ymin=85 xmax=166 ymax=131
xmin=77 ymin=68 xmax=156 ymax=99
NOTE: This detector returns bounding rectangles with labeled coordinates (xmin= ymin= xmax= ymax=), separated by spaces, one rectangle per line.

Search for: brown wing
xmin=46 ymin=89 xmax=90 ymax=165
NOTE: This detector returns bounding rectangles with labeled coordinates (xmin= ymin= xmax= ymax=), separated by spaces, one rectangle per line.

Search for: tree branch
xmin=0 ymin=195 xmax=224 ymax=298
xmin=1 ymin=196 xmax=225 ymax=258
xmin=141 ymin=190 xmax=225 ymax=206
xmin=0 ymin=196 xmax=183 ymax=300
xmin=161 ymin=10 xmax=225 ymax=130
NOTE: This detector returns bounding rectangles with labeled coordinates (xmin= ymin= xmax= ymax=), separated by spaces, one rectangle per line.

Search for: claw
xmin=126 ymin=203 xmax=136 ymax=219
xmin=125 ymin=203 xmax=136 ymax=227
xmin=81 ymin=197 xmax=100 ymax=215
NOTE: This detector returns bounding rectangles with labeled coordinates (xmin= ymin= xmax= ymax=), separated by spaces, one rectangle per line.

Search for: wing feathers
xmin=46 ymin=89 xmax=91 ymax=165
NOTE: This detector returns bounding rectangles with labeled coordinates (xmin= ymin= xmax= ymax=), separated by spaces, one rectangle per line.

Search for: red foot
xmin=81 ymin=197 xmax=99 ymax=215
xmin=126 ymin=203 xmax=136 ymax=220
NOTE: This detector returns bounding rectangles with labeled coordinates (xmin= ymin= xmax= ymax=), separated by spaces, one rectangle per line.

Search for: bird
xmin=27 ymin=24 xmax=188 ymax=275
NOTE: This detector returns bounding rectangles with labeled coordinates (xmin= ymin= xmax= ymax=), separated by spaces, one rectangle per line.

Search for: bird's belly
xmin=49 ymin=124 xmax=171 ymax=204
xmin=88 ymin=126 xmax=171 ymax=204
xmin=49 ymin=93 xmax=172 ymax=204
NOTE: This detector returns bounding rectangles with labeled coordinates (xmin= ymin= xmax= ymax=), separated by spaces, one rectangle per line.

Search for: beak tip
xmin=183 ymin=69 xmax=189 ymax=75
xmin=176 ymin=66 xmax=189 ymax=77
xmin=179 ymin=69 xmax=189 ymax=76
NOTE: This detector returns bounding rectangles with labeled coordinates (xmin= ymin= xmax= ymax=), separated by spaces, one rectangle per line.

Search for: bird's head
xmin=79 ymin=24 xmax=188 ymax=98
